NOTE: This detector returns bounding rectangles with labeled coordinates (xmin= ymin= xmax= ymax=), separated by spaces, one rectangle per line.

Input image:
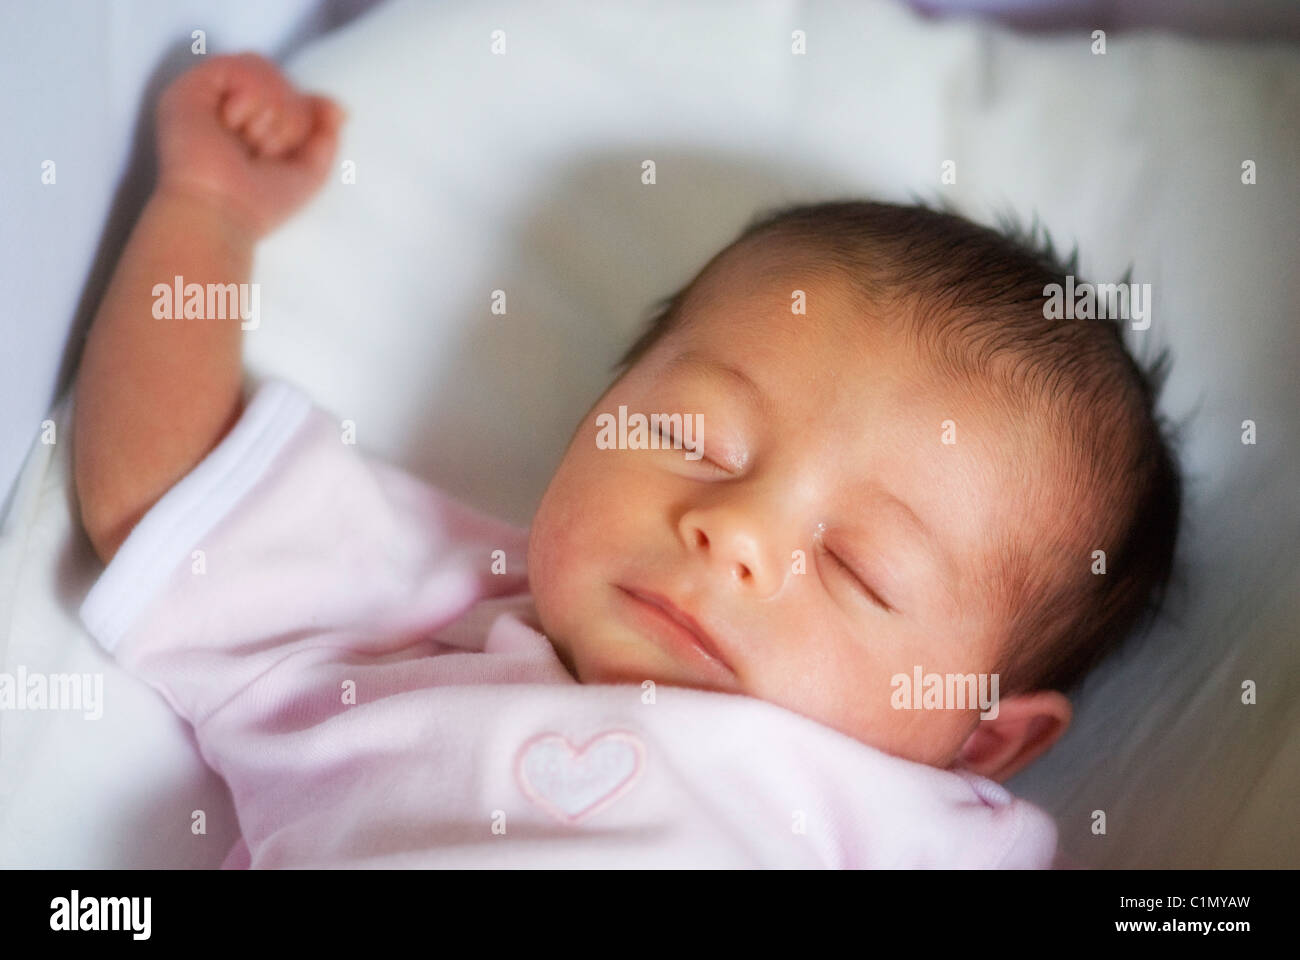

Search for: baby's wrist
xmin=151 ymin=180 xmax=263 ymax=250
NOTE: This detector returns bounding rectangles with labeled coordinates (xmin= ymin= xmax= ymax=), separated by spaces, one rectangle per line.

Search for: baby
xmin=73 ymin=55 xmax=1181 ymax=868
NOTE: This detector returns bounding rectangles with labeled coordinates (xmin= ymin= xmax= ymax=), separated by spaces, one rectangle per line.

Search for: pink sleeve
xmin=78 ymin=378 xmax=530 ymax=730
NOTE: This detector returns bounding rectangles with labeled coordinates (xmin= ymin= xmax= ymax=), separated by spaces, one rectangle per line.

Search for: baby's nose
xmin=679 ymin=513 xmax=781 ymax=598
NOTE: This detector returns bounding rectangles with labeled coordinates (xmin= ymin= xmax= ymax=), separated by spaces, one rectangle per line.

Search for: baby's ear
xmin=952 ymin=690 xmax=1072 ymax=782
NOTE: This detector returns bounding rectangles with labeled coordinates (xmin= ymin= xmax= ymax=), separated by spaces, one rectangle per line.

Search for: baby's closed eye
xmin=654 ymin=419 xmax=729 ymax=475
xmin=815 ymin=536 xmax=895 ymax=613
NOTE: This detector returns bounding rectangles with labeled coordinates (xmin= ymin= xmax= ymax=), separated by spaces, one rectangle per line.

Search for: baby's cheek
xmin=528 ymin=503 xmax=578 ymax=614
xmin=528 ymin=469 xmax=606 ymax=622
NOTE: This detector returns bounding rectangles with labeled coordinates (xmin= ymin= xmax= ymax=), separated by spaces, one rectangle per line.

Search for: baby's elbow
xmin=74 ymin=467 xmax=147 ymax=566
xmin=77 ymin=494 xmax=130 ymax=566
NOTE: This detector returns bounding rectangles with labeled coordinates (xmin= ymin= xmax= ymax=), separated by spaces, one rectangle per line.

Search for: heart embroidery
xmin=515 ymin=731 xmax=646 ymax=824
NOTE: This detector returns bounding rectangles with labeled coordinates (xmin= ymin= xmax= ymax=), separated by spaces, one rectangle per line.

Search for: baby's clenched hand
xmin=155 ymin=52 xmax=345 ymax=239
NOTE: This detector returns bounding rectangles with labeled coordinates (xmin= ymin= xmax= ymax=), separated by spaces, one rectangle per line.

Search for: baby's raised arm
xmin=74 ymin=53 xmax=343 ymax=563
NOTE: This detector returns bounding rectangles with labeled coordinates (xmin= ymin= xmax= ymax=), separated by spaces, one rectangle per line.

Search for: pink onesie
xmin=79 ymin=379 xmax=1060 ymax=868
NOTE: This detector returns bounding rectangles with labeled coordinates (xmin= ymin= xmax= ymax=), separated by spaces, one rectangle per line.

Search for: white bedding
xmin=2 ymin=0 xmax=1297 ymax=868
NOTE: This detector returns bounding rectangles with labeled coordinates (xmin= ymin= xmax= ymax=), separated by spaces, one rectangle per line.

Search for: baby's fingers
xmin=258 ymin=96 xmax=316 ymax=158
xmin=291 ymin=96 xmax=346 ymax=175
xmin=220 ymin=84 xmax=261 ymax=131
xmin=217 ymin=53 xmax=289 ymax=132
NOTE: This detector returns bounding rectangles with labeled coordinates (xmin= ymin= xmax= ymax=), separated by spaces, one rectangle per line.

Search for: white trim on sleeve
xmin=79 ymin=379 xmax=313 ymax=654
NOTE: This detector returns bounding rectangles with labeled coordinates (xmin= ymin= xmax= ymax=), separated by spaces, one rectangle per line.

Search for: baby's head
xmin=527 ymin=200 xmax=1182 ymax=780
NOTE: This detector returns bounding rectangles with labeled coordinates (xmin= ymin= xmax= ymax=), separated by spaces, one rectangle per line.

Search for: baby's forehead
xmin=663 ymin=273 xmax=1036 ymax=456
xmin=671 ymin=271 xmax=896 ymax=373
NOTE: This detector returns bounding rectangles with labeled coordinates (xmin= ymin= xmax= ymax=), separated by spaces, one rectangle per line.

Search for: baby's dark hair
xmin=615 ymin=199 xmax=1184 ymax=699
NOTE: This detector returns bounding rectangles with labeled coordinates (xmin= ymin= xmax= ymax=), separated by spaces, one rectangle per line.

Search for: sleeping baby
xmin=72 ymin=53 xmax=1181 ymax=868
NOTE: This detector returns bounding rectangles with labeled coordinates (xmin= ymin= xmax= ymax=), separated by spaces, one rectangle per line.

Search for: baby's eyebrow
xmin=665 ymin=351 xmax=775 ymax=419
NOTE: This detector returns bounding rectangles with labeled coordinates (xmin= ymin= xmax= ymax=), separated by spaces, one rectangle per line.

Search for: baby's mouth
xmin=613 ymin=584 xmax=736 ymax=678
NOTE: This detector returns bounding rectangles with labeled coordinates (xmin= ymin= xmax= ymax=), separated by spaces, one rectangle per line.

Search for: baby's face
xmin=528 ymin=266 xmax=1046 ymax=769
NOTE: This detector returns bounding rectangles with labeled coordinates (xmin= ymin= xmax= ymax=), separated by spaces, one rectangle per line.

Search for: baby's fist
xmin=155 ymin=53 xmax=345 ymax=238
